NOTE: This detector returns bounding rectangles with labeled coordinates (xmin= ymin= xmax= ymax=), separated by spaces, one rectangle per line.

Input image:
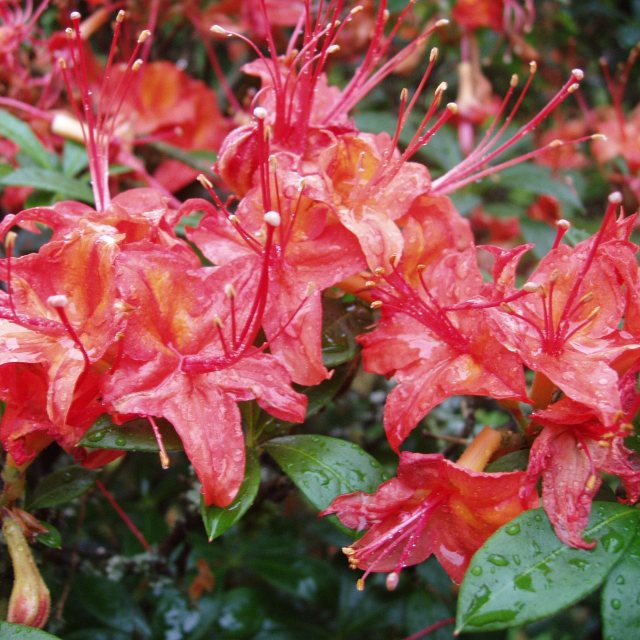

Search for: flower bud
xmin=3 ymin=512 xmax=51 ymax=629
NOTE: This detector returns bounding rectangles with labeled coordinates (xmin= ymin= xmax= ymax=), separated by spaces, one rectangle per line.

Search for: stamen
xmin=148 ymin=415 xmax=170 ymax=469
xmin=47 ymin=295 xmax=91 ymax=381
xmin=4 ymin=231 xmax=17 ymax=319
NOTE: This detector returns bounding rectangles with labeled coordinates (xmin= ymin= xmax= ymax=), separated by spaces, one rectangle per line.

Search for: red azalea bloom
xmin=102 ymin=243 xmax=307 ymax=507
xmin=323 ymin=429 xmax=538 ymax=584
xmin=524 ymin=394 xmax=640 ymax=549
xmin=359 ymin=196 xmax=527 ymax=450
xmin=489 ymin=196 xmax=640 ymax=425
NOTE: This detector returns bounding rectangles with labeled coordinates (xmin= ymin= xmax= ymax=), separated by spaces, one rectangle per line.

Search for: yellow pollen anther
xmin=597 ymin=440 xmax=611 ymax=448
xmin=5 ymin=231 xmax=17 ymax=251
xmin=500 ymin=302 xmax=515 ymax=314
xmin=510 ymin=74 xmax=519 ymax=87
xmin=137 ymin=29 xmax=151 ymax=44
xmin=549 ymin=139 xmax=563 ymax=148
xmin=429 ymin=47 xmax=438 ymax=62
xmin=549 ymin=269 xmax=560 ymax=283
xmin=210 ymin=24 xmax=228 ymax=35
xmin=529 ymin=61 xmax=538 ymax=74
xmin=305 ymin=282 xmax=316 ymax=296
xmin=522 ymin=281 xmax=539 ymax=293
xmin=435 ymin=18 xmax=449 ymax=28
xmin=556 ymin=219 xmax=571 ymax=230
xmin=228 ymin=215 xmax=240 ymax=225
xmin=571 ymin=68 xmax=584 ymax=81
xmin=435 ymin=81 xmax=447 ymax=95
xmin=47 ymin=294 xmax=69 ymax=308
xmin=116 ymin=9 xmax=126 ymax=22
xmin=364 ymin=280 xmax=376 ymax=288
xmin=224 ymin=283 xmax=236 ymax=299
xmin=567 ymin=83 xmax=580 ymax=93
xmin=585 ymin=474 xmax=597 ymax=491
xmin=197 ymin=174 xmax=213 ymax=189
xmin=356 ymin=578 xmax=365 ymax=592
xmin=327 ymin=44 xmax=340 ymax=54
xmin=342 ymin=547 xmax=356 ymax=556
xmin=446 ymin=102 xmax=459 ymax=114
xmin=213 ymin=314 xmax=223 ymax=328
xmin=578 ymin=292 xmax=594 ymax=304
xmin=132 ymin=59 xmax=143 ymax=72
xmin=586 ymin=306 xmax=600 ymax=321
xmin=374 ymin=267 xmax=385 ymax=276
xmin=370 ymin=300 xmax=383 ymax=309
xmin=591 ymin=133 xmax=607 ymax=141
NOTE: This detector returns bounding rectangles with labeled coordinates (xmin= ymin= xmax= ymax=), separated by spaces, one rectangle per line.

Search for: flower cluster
xmin=1 ymin=1 xmax=640 ymax=629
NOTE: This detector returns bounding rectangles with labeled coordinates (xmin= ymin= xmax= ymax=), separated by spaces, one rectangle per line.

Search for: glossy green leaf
xmin=62 ymin=140 xmax=89 ymax=176
xmin=264 ymin=435 xmax=386 ymax=511
xmin=456 ymin=503 xmax=639 ymax=633
xmin=0 ymin=622 xmax=63 ymax=639
xmin=485 ymin=450 xmax=529 ymax=472
xmin=150 ymin=141 xmax=216 ymax=173
xmin=201 ymin=448 xmax=260 ymax=541
xmin=27 ymin=465 xmax=98 ymax=510
xmin=601 ymin=531 xmax=640 ymax=639
xmin=80 ymin=414 xmax=184 ymax=452
xmin=0 ymin=168 xmax=93 ymax=202
xmin=0 ymin=110 xmax=55 ymax=169
xmin=321 ymin=298 xmax=371 ymax=368
xmin=36 ymin=521 xmax=62 ymax=548
xmin=304 ymin=362 xmax=355 ymax=418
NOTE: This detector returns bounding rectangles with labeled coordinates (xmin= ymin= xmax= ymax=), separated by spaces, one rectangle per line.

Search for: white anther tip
xmin=210 ymin=24 xmax=227 ymax=34
xmin=522 ymin=282 xmax=539 ymax=293
xmin=556 ymin=219 xmax=571 ymax=229
xmin=253 ymin=107 xmax=268 ymax=120
xmin=571 ymin=68 xmax=584 ymax=81
xmin=435 ymin=18 xmax=449 ymax=27
xmin=263 ymin=210 xmax=281 ymax=227
xmin=70 ymin=11 xmax=81 ymax=20
xmin=608 ymin=191 xmax=623 ymax=204
xmin=48 ymin=294 xmax=69 ymax=308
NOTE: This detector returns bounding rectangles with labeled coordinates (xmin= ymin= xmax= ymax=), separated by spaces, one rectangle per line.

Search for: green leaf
xmin=264 ymin=435 xmax=386 ymax=511
xmin=485 ymin=450 xmax=529 ymax=472
xmin=149 ymin=141 xmax=216 ymax=173
xmin=0 ymin=622 xmax=63 ymax=639
xmin=0 ymin=109 xmax=56 ymax=169
xmin=601 ymin=531 xmax=640 ymax=639
xmin=321 ymin=298 xmax=371 ymax=368
xmin=201 ymin=448 xmax=260 ymax=541
xmin=304 ymin=362 xmax=355 ymax=418
xmin=0 ymin=168 xmax=93 ymax=202
xmin=456 ymin=503 xmax=639 ymax=633
xmin=62 ymin=140 xmax=90 ymax=176
xmin=27 ymin=465 xmax=98 ymax=510
xmin=80 ymin=414 xmax=184 ymax=452
xmin=498 ymin=164 xmax=584 ymax=213
xmin=36 ymin=521 xmax=62 ymax=548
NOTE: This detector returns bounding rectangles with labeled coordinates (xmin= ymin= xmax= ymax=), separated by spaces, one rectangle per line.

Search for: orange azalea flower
xmin=323 ymin=428 xmax=538 ymax=584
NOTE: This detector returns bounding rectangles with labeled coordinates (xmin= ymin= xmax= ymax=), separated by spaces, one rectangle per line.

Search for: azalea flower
xmin=323 ymin=427 xmax=538 ymax=584
xmin=523 ymin=393 xmax=640 ymax=549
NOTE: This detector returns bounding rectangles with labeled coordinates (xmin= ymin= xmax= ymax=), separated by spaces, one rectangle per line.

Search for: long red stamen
xmin=148 ymin=415 xmax=170 ymax=469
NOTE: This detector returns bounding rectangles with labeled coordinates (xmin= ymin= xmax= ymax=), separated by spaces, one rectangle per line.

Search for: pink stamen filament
xmin=148 ymin=415 xmax=170 ymax=469
xmin=51 ymin=304 xmax=91 ymax=381
xmin=432 ymin=68 xmax=583 ymax=195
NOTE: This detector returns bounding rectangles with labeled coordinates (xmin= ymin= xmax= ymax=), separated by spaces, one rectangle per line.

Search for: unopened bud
xmin=263 ymin=210 xmax=281 ymax=227
xmin=3 ymin=513 xmax=51 ymax=628
xmin=47 ymin=294 xmax=69 ymax=308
